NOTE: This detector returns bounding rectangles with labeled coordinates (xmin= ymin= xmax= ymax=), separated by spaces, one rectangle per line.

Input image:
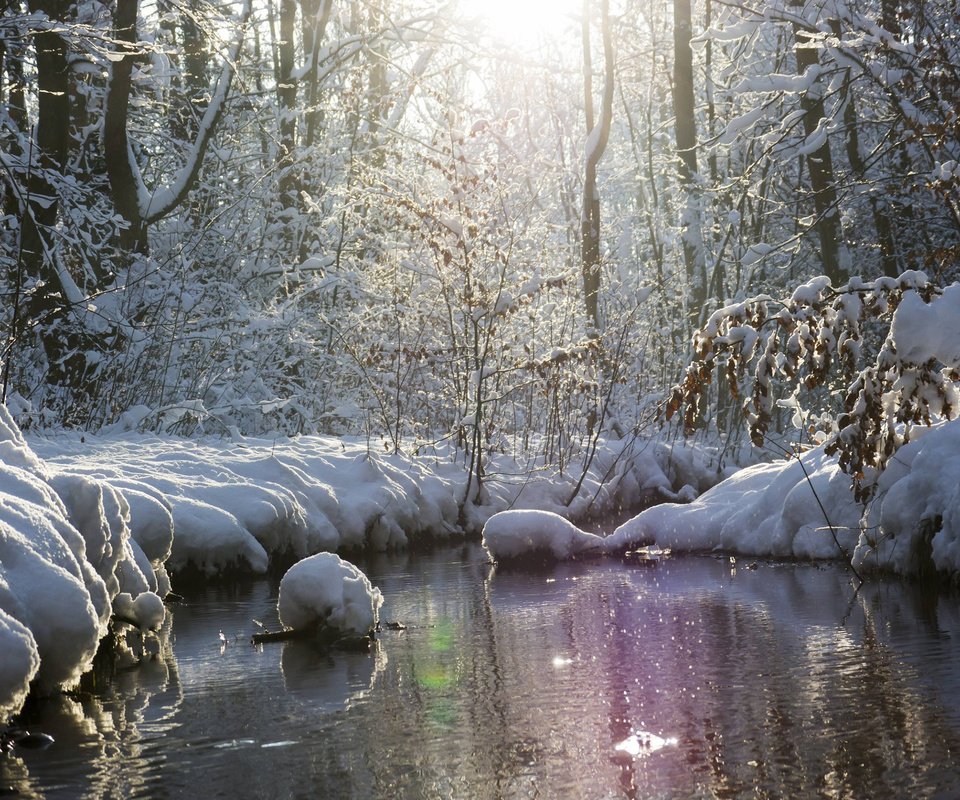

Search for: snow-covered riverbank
xmin=484 ymin=419 xmax=960 ymax=582
xmin=1 ymin=405 xmax=715 ymax=719
xmin=7 ymin=391 xmax=960 ymax=723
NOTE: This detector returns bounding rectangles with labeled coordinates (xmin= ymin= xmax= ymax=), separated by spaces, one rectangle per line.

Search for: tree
xmin=580 ymin=0 xmax=614 ymax=333
xmin=672 ymin=0 xmax=707 ymax=321
xmin=789 ymin=0 xmax=848 ymax=285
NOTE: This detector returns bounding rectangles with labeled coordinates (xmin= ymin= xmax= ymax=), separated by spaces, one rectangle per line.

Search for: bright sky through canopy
xmin=458 ymin=0 xmax=580 ymax=50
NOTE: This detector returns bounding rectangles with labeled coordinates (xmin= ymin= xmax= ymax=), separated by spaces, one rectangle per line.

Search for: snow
xmin=277 ymin=553 xmax=382 ymax=636
xmin=790 ymin=274 xmax=832 ymax=304
xmin=29 ymin=431 xmax=716 ymax=575
xmin=855 ymin=419 xmax=960 ymax=576
xmin=112 ymin=590 xmax=166 ymax=631
xmin=482 ymin=509 xmax=604 ymax=561
xmin=481 ymin=417 xmax=960 ymax=584
xmin=0 ymin=608 xmax=39 ymax=720
xmin=140 ymin=0 xmax=251 ymax=223
xmin=0 ymin=404 xmax=174 ymax=718
xmin=891 ymin=286 xmax=960 ymax=366
xmin=741 ymin=242 xmax=774 ymax=266
xmin=718 ymin=106 xmax=766 ymax=145
xmin=605 ymin=446 xmax=860 ymax=559
xmin=0 ymin=468 xmax=103 ymax=694
xmin=735 ymin=64 xmax=822 ymax=94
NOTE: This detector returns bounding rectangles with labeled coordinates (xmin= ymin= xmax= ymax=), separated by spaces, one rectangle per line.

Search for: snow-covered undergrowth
xmin=0 ymin=407 xmax=166 ymax=719
xmin=855 ymin=420 xmax=960 ymax=576
xmin=483 ymin=445 xmax=862 ymax=563
xmin=29 ymin=431 xmax=718 ymax=574
xmin=605 ymin=445 xmax=861 ymax=559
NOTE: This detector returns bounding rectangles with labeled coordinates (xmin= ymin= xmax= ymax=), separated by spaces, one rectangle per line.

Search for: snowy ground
xmin=1 ymin=407 xmax=716 ymax=720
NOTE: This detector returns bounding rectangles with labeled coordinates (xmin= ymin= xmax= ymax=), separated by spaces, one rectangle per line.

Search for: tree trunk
xmin=21 ymin=0 xmax=69 ymax=302
xmin=21 ymin=0 xmax=70 ymax=281
xmin=839 ymin=59 xmax=898 ymax=277
xmin=580 ymin=0 xmax=614 ymax=333
xmin=104 ymin=0 xmax=148 ymax=254
xmin=21 ymin=0 xmax=95 ymax=402
xmin=791 ymin=5 xmax=848 ymax=284
xmin=182 ymin=0 xmax=208 ymax=115
xmin=302 ymin=0 xmax=332 ymax=148
xmin=673 ymin=0 xmax=707 ymax=321
xmin=1 ymin=5 xmax=28 ymax=219
xmin=277 ymin=0 xmax=298 ymax=208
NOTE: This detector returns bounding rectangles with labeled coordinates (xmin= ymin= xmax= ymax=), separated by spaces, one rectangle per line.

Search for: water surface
xmin=4 ymin=545 xmax=960 ymax=798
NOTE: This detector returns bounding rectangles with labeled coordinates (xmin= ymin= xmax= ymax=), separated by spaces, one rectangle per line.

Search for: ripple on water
xmin=5 ymin=547 xmax=960 ymax=799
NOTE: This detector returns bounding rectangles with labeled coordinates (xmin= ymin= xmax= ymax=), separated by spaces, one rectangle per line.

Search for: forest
xmin=1 ymin=0 xmax=954 ymax=450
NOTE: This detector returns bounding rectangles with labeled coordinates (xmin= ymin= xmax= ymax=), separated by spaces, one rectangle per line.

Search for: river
xmin=4 ymin=544 xmax=960 ymax=798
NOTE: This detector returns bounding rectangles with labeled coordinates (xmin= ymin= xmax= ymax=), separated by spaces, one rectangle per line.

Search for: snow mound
xmin=113 ymin=591 xmax=167 ymax=631
xmin=605 ymin=446 xmax=860 ymax=558
xmin=0 ymin=404 xmax=45 ymax=474
xmin=31 ymin=435 xmax=468 ymax=574
xmin=0 ymin=468 xmax=102 ymax=694
xmin=855 ymin=419 xmax=960 ymax=575
xmin=0 ymin=404 xmax=174 ymax=717
xmin=892 ymin=286 xmax=960 ymax=366
xmin=0 ymin=608 xmax=39 ymax=719
xmin=278 ymin=553 xmax=383 ymax=636
xmin=471 ymin=439 xmax=719 ymax=530
xmin=167 ymin=496 xmax=269 ymax=575
xmin=482 ymin=509 xmax=604 ymax=561
xmin=31 ymin=431 xmax=719 ymax=575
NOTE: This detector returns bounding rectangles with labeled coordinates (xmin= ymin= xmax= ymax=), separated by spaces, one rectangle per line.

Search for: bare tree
xmin=580 ymin=0 xmax=614 ymax=333
xmin=672 ymin=0 xmax=706 ymax=321
xmin=790 ymin=1 xmax=848 ymax=284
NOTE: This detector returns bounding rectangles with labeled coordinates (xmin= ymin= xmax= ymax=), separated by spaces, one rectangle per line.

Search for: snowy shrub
xmin=668 ymin=271 xmax=959 ymax=499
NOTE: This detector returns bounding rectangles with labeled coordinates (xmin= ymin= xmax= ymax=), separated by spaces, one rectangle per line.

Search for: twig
xmin=767 ymin=439 xmax=862 ymax=583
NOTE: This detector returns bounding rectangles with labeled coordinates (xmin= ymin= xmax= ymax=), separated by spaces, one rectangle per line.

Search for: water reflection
xmin=280 ymin=638 xmax=386 ymax=712
xmin=1 ymin=613 xmax=182 ymax=799
xmin=4 ymin=547 xmax=960 ymax=799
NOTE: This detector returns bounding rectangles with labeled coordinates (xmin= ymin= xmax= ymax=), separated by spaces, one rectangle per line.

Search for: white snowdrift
xmin=0 ymin=406 xmax=167 ymax=718
xmin=485 ymin=422 xmax=960 ymax=582
xmin=855 ymin=419 xmax=960 ymax=575
xmin=0 ymin=608 xmax=39 ymax=719
xmin=892 ymin=286 xmax=960 ymax=366
xmin=30 ymin=433 xmax=717 ymax=575
xmin=605 ymin=446 xmax=861 ymax=559
xmin=483 ymin=509 xmax=604 ymax=560
xmin=0 ymin=410 xmax=104 ymax=698
xmin=31 ymin=437 xmax=465 ymax=574
xmin=278 ymin=553 xmax=382 ymax=636
xmin=482 ymin=447 xmax=862 ymax=564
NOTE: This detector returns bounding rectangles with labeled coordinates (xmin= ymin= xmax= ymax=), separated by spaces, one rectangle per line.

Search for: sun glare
xmin=458 ymin=0 xmax=580 ymax=50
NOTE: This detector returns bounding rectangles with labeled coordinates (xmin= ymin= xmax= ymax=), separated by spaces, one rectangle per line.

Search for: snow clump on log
xmin=278 ymin=553 xmax=383 ymax=637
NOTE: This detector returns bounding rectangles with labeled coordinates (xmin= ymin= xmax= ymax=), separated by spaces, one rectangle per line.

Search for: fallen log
xmin=251 ymin=624 xmax=373 ymax=651
xmin=250 ymin=627 xmax=305 ymax=644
